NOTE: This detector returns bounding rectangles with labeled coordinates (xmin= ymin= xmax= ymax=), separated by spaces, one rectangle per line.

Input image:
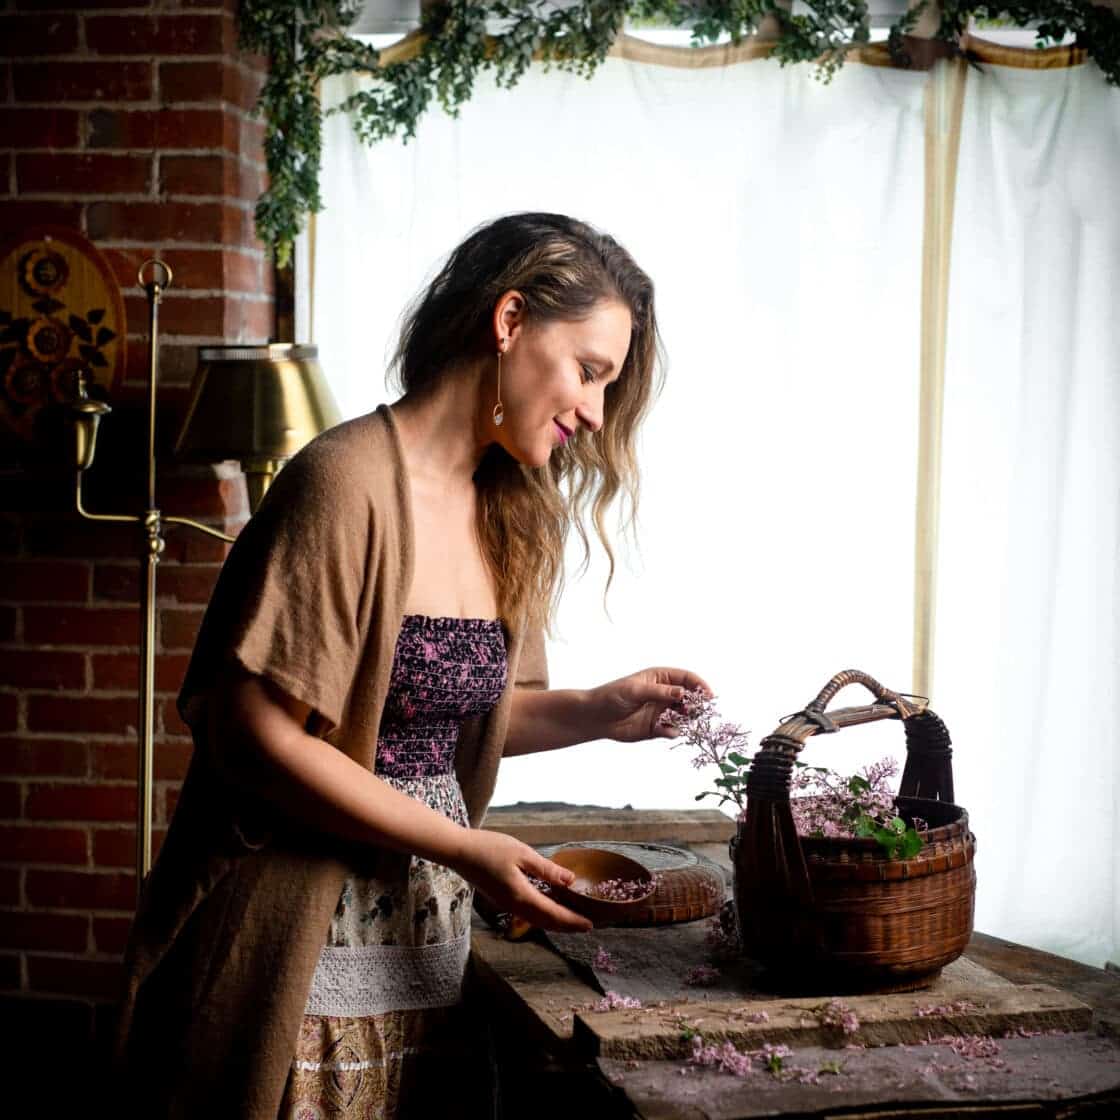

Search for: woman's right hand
xmin=452 ymin=829 xmax=593 ymax=933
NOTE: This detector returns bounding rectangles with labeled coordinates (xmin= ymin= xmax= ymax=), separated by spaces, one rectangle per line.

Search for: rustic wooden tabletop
xmin=473 ymin=805 xmax=1120 ymax=1119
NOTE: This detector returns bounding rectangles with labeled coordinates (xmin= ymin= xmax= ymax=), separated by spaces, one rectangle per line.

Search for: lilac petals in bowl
xmin=547 ymin=846 xmax=656 ymax=927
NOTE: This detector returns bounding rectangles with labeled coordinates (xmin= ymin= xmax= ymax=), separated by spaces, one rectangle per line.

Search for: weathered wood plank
xmin=471 ymin=925 xmax=592 ymax=1047
xmin=601 ymin=1031 xmax=1120 ymax=1120
xmin=575 ymin=982 xmax=1092 ymax=1061
xmin=483 ymin=804 xmax=736 ymax=845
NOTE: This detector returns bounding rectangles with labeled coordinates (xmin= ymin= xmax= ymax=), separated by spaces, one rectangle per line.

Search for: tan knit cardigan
xmin=111 ymin=405 xmax=547 ymax=1117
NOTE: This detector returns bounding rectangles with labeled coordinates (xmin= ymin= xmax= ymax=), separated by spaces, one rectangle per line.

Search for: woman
xmin=113 ymin=213 xmax=709 ymax=1118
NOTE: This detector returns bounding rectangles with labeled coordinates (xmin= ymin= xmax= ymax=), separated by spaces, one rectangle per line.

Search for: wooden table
xmin=473 ymin=805 xmax=1120 ymax=1119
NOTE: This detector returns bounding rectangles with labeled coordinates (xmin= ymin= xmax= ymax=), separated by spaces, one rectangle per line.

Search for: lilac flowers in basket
xmin=659 ymin=690 xmax=924 ymax=860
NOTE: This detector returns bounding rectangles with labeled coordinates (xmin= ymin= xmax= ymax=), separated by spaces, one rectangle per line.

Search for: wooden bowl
xmin=548 ymin=846 xmax=656 ymax=926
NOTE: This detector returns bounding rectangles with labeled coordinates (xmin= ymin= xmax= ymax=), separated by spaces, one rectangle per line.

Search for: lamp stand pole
xmin=70 ymin=259 xmax=234 ymax=887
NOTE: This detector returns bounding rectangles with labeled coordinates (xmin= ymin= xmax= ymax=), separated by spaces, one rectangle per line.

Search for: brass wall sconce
xmin=69 ymin=259 xmax=339 ymax=885
xmin=176 ymin=343 xmax=339 ymax=512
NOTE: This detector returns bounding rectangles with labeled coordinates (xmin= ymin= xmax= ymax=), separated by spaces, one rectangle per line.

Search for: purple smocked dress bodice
xmin=373 ymin=614 xmax=509 ymax=780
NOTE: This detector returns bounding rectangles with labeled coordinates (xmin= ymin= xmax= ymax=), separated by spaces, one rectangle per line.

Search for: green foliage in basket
xmin=239 ymin=0 xmax=1120 ymax=264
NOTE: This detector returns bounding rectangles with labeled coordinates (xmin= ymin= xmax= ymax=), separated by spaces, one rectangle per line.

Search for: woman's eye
xmin=580 ymin=364 xmax=596 ymax=384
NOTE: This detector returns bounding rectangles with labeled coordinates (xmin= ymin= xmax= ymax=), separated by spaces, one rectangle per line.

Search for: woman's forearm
xmin=212 ymin=677 xmax=472 ymax=870
xmin=503 ymin=687 xmax=608 ymax=756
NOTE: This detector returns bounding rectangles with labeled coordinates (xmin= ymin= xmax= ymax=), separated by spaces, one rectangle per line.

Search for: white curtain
xmin=933 ymin=61 xmax=1120 ymax=967
xmin=310 ymin=47 xmax=1120 ymax=966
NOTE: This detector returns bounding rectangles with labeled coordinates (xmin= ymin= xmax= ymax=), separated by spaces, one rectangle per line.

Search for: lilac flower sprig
xmin=658 ymin=689 xmax=753 ymax=815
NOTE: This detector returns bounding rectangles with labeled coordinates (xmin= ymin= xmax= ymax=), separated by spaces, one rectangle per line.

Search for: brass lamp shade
xmin=175 ymin=344 xmax=341 ymax=511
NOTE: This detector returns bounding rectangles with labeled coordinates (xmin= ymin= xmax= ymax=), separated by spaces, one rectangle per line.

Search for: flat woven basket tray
xmin=537 ymin=841 xmax=726 ymax=926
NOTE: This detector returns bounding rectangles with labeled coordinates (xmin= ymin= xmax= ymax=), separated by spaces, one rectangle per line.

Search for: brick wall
xmin=0 ymin=0 xmax=274 ymax=1076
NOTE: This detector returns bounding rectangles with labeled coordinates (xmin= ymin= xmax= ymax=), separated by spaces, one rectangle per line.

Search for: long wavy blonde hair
xmin=390 ymin=213 xmax=663 ymax=631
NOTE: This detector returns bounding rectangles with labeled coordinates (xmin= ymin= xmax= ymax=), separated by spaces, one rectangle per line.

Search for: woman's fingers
xmin=511 ymin=852 xmax=593 ymax=932
xmin=527 ymin=852 xmax=576 ymax=889
xmin=511 ymin=888 xmax=593 ymax=933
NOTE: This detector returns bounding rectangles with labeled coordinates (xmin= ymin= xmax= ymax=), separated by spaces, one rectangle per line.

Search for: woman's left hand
xmin=590 ymin=667 xmax=712 ymax=743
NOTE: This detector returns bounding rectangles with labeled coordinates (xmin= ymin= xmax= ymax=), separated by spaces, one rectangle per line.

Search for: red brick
xmin=86 ymin=13 xmax=232 ymax=57
xmin=159 ymin=608 xmax=203 ymax=651
xmin=26 ymin=868 xmax=135 ymax=911
xmin=0 ymin=695 xmax=16 ymax=735
xmin=91 ymin=650 xmax=190 ymax=694
xmin=99 ymin=247 xmax=155 ymax=294
xmin=0 ymin=13 xmax=79 ymax=58
xmin=0 ymin=607 xmax=15 ymax=643
xmin=18 ymin=0 xmax=148 ymax=7
xmin=0 ymin=954 xmax=19 ymax=990
xmin=23 ymin=517 xmax=138 ymax=562
xmin=92 ymin=826 xmax=167 ymax=868
xmin=164 ymin=785 xmax=180 ymax=820
xmin=225 ymin=249 xmax=264 ymax=293
xmin=0 ymin=825 xmax=87 ymax=864
xmin=124 ymin=292 xmax=225 ymax=337
xmin=91 ymin=564 xmax=137 ymax=604
xmin=0 ymin=651 xmax=85 ymax=692
xmin=90 ymin=740 xmax=189 ymax=782
xmin=13 ymin=61 xmax=152 ymax=103
xmin=157 ymin=476 xmax=245 ymax=521
xmin=159 ymin=59 xmax=228 ymax=103
xmin=0 ymin=107 xmax=80 ymax=147
xmin=0 ymin=560 xmax=89 ymax=604
xmin=23 ymin=606 xmax=137 ymax=648
xmin=135 ymin=247 xmax=264 ymax=297
xmin=26 ymin=782 xmax=136 ymax=823
xmin=159 ymin=58 xmax=260 ymax=109
xmin=92 ymin=915 xmax=133 ymax=954
xmin=158 ymin=566 xmax=219 ymax=604
xmin=27 ymin=955 xmax=124 ymax=1001
xmin=26 ymin=696 xmax=135 ymax=737
xmin=0 ymin=155 xmax=9 ymax=196
xmin=0 ymin=200 xmax=83 ymax=238
xmin=0 ymin=912 xmax=88 ymax=953
xmin=86 ymin=201 xmax=241 ymax=245
xmin=17 ymin=153 xmax=151 ymax=196
xmin=0 ymin=738 xmax=87 ymax=779
xmin=226 ymin=296 xmax=273 ymax=344
xmin=0 ymin=780 xmax=21 ymax=818
xmin=160 ymin=152 xmax=239 ymax=198
xmin=0 ymin=869 xmax=18 ymax=907
xmin=87 ymin=107 xmax=236 ymax=151
xmin=164 ymin=530 xmax=235 ymax=564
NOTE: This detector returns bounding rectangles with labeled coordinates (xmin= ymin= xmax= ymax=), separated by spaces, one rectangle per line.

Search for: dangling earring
xmin=492 ymin=345 xmax=505 ymax=427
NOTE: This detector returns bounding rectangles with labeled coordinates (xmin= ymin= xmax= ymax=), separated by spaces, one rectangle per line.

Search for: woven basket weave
xmin=733 ymin=669 xmax=976 ymax=992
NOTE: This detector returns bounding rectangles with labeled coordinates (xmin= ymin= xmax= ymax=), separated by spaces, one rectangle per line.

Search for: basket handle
xmin=745 ymin=669 xmax=954 ymax=803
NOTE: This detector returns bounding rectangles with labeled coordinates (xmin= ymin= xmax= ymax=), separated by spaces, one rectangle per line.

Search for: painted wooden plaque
xmin=0 ymin=225 xmax=126 ymax=447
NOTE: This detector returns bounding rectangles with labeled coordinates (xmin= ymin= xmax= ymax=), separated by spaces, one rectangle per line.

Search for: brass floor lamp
xmin=69 ymin=259 xmax=339 ymax=885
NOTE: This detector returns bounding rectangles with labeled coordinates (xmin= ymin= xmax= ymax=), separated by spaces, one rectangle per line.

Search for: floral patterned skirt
xmin=279 ymin=773 xmax=493 ymax=1120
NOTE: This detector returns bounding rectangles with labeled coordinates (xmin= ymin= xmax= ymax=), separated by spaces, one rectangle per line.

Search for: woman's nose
xmin=576 ymin=394 xmax=603 ymax=434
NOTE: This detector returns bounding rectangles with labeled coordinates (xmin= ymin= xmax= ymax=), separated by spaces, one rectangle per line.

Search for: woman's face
xmin=489 ymin=295 xmax=632 ymax=468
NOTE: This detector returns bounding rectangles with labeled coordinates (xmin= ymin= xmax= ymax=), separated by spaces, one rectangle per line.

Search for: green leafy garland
xmin=239 ymin=0 xmax=1120 ymax=265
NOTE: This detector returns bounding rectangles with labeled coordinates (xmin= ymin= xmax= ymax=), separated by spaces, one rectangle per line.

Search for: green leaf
xmin=848 ymin=775 xmax=871 ymax=794
xmin=889 ymin=817 xmax=906 ymax=834
xmin=900 ymin=829 xmax=923 ymax=859
xmin=727 ymin=752 xmax=750 ymax=767
xmin=854 ymin=813 xmax=876 ymax=838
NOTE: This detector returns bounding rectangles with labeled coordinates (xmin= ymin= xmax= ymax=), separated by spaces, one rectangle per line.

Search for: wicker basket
xmin=733 ymin=669 xmax=976 ymax=992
